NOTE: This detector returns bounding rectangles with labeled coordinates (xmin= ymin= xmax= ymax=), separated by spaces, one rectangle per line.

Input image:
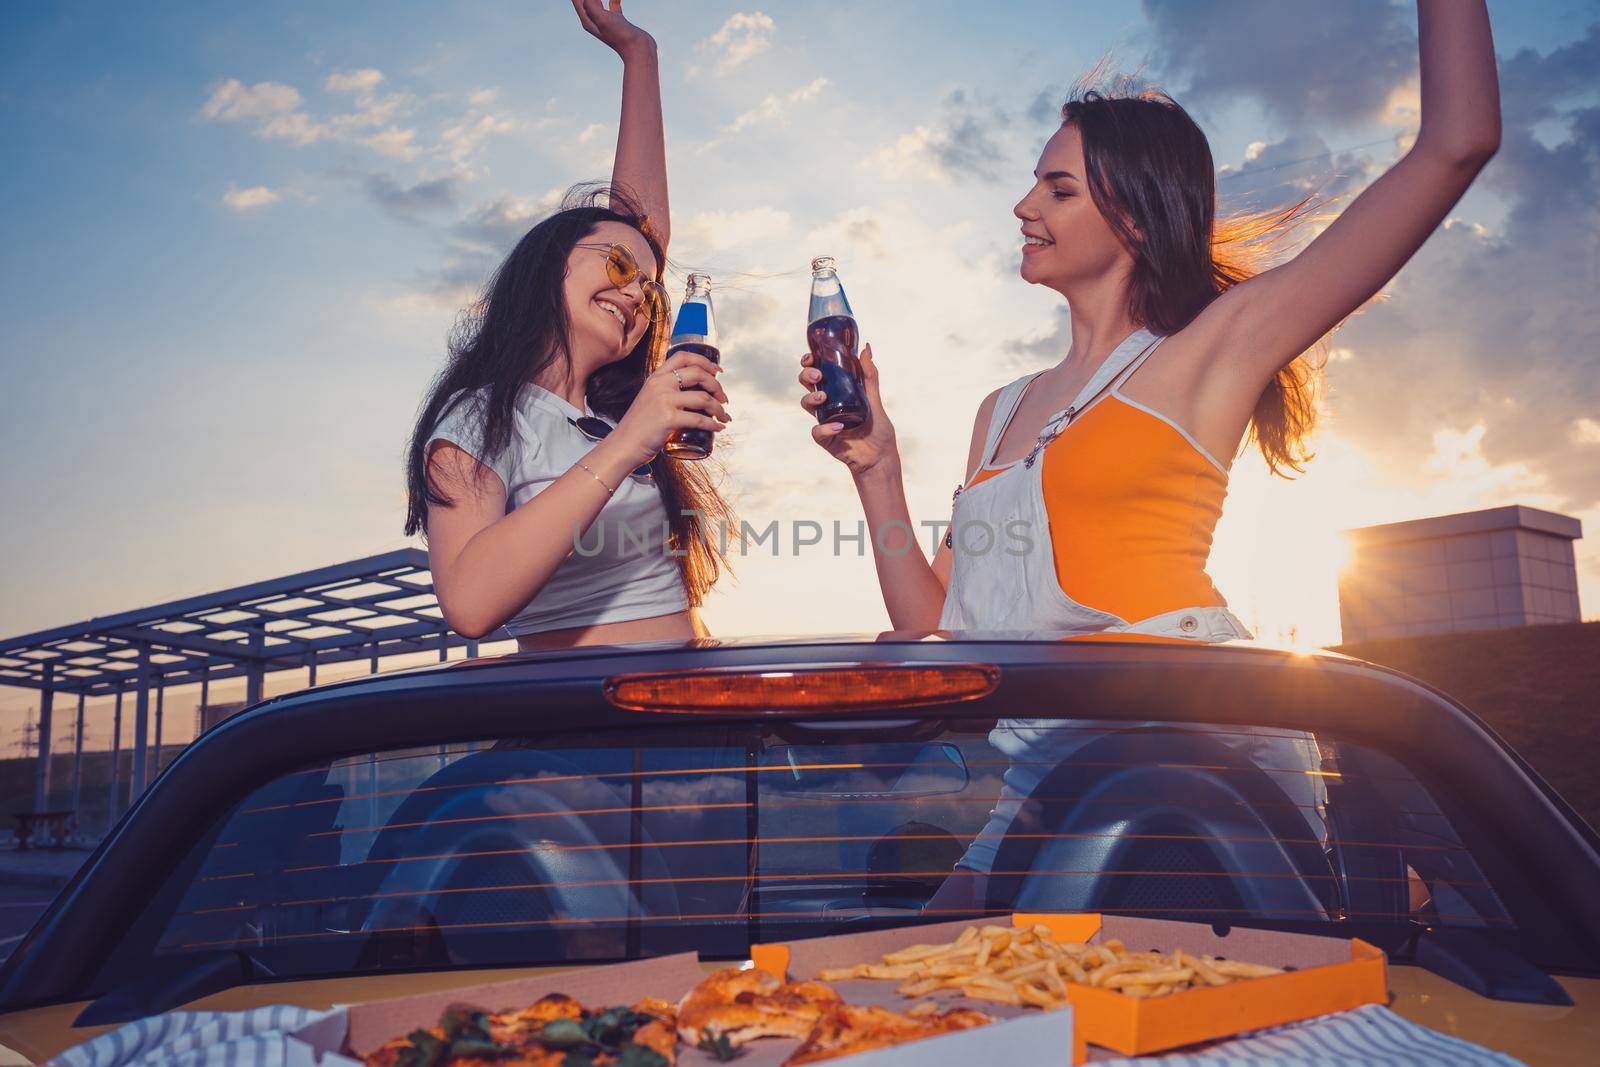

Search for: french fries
xmin=818 ymin=924 xmax=1285 ymax=1010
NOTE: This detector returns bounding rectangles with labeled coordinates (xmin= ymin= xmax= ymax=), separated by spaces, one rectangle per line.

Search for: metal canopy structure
xmin=0 ymin=549 xmax=481 ymax=820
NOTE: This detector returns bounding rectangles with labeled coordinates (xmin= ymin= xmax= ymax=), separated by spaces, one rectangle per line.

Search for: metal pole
xmin=33 ymin=664 xmax=56 ymax=812
xmin=465 ymin=639 xmax=481 ymax=750
xmin=307 ymin=653 xmax=317 ymax=688
xmin=71 ymin=690 xmax=86 ymax=818
xmin=198 ymin=672 xmax=209 ymax=733
xmin=246 ymin=630 xmax=264 ymax=707
xmin=108 ymin=688 xmax=124 ymax=824
xmin=132 ymin=650 xmax=150 ymax=797
xmin=367 ymin=640 xmax=379 ymax=825
xmin=464 ymin=637 xmax=481 ymax=751
xmin=152 ymin=677 xmax=165 ymax=777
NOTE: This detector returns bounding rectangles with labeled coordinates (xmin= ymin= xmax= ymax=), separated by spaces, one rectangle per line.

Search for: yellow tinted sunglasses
xmin=574 ymin=242 xmax=669 ymax=327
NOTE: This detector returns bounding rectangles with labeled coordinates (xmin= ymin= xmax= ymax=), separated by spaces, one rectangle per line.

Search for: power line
xmin=1217 ymin=136 xmax=1398 ymax=184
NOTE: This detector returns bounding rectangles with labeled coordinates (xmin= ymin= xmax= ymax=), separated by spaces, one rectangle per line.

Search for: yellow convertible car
xmin=0 ymin=635 xmax=1595 ymax=1063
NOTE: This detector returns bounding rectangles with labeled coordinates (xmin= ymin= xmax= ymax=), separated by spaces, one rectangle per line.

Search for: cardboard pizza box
xmin=751 ymin=912 xmax=1387 ymax=1059
xmin=285 ymin=950 xmax=1074 ymax=1067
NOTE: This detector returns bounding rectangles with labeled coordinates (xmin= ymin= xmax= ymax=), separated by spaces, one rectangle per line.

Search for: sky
xmin=2 ymin=0 xmax=1598 ymax=757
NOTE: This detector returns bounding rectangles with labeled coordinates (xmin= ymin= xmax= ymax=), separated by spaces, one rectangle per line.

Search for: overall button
xmin=1179 ymin=614 xmax=1200 ymax=634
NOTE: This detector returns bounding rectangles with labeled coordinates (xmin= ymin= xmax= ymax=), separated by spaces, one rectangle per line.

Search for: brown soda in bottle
xmin=663 ymin=272 xmax=720 ymax=460
xmin=806 ymin=256 xmax=867 ymax=430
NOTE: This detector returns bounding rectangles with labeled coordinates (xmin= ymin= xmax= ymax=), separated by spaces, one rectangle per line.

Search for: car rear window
xmin=106 ymin=717 xmax=1517 ymax=986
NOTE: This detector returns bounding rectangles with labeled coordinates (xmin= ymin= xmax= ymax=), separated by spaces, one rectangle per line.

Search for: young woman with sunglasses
xmin=404 ymin=0 xmax=733 ymax=649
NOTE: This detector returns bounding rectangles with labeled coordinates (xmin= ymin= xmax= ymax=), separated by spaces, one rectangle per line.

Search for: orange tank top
xmin=965 ymin=371 xmax=1229 ymax=624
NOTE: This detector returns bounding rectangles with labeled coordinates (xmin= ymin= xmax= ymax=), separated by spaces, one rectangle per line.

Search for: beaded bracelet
xmin=576 ymin=460 xmax=615 ymax=495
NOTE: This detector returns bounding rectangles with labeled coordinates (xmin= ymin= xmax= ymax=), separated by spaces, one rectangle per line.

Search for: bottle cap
xmin=810 ymin=256 xmax=836 ymax=273
xmin=687 ymin=272 xmax=713 ymax=291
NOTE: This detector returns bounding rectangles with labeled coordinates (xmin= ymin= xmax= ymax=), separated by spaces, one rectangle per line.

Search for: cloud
xmin=260 ymin=112 xmax=331 ymax=145
xmin=222 ymin=184 xmax=280 ymax=211
xmin=690 ymin=11 xmax=776 ymax=79
xmin=1027 ymin=87 xmax=1066 ymax=127
xmin=468 ymin=88 xmax=499 ymax=107
xmin=427 ymin=256 xmax=495 ymax=307
xmin=324 ymin=69 xmax=409 ymax=135
xmin=201 ymin=69 xmax=412 ymax=153
xmin=452 ymin=189 xmax=564 ymax=251
xmin=324 ymin=68 xmax=384 ymax=95
xmin=201 ymin=79 xmax=328 ymax=146
xmin=1134 ymin=8 xmax=1600 ymax=509
xmin=1143 ymin=0 xmax=1416 ymax=129
xmin=866 ymin=90 xmax=1010 ymax=184
xmin=1216 ymin=131 xmax=1384 ymax=213
xmin=713 ymin=291 xmax=795 ymax=403
xmin=365 ymin=174 xmax=460 ymax=218
xmin=1002 ymin=306 xmax=1071 ymax=371
xmin=723 ymin=77 xmax=829 ymax=134
xmin=441 ymin=111 xmax=516 ymax=168
xmin=1326 ymin=25 xmax=1600 ymax=509
xmin=200 ymin=79 xmax=301 ymax=123
xmin=363 ymin=127 xmax=420 ymax=160
xmin=926 ymin=103 xmax=1008 ymax=182
xmin=674 ymin=207 xmax=793 ymax=255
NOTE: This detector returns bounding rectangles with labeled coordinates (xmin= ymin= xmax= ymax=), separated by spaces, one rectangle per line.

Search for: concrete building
xmin=1339 ymin=505 xmax=1583 ymax=642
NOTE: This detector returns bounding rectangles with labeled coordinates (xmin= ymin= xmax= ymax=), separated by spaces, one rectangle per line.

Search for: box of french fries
xmin=751 ymin=912 xmax=1387 ymax=1060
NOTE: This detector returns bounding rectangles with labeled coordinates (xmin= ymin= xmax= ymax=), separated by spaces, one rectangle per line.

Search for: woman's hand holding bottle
xmin=799 ymin=343 xmax=899 ymax=479
xmin=612 ymin=351 xmax=730 ymax=466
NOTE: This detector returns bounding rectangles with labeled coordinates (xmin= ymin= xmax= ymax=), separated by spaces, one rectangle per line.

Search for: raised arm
xmin=573 ymin=0 xmax=671 ymax=247
xmin=1207 ymin=0 xmax=1500 ymax=387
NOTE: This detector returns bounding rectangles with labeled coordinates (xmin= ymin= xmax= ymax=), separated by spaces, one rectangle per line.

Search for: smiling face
xmin=1013 ymin=124 xmax=1135 ymax=295
xmin=562 ymin=220 xmax=660 ymax=368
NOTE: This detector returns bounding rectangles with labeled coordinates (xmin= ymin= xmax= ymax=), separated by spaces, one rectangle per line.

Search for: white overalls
xmin=932 ymin=328 xmax=1322 ymax=874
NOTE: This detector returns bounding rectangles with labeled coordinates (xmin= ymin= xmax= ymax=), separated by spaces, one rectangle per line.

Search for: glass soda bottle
xmin=806 ymin=256 xmax=867 ymax=430
xmin=663 ymin=272 xmax=720 ymax=460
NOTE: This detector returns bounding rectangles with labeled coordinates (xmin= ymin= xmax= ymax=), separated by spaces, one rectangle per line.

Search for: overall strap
xmin=1036 ymin=330 xmax=1161 ymax=440
xmin=1109 ymin=332 xmax=1170 ymax=391
xmin=979 ymin=372 xmax=1045 ymax=466
xmin=1022 ymin=331 xmax=1164 ymax=470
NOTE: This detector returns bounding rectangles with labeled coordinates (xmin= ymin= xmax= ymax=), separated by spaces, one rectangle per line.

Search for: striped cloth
xmin=48 ymin=1002 xmax=1523 ymax=1067
xmin=48 ymin=1005 xmax=345 ymax=1067
xmin=1097 ymin=1004 xmax=1527 ymax=1065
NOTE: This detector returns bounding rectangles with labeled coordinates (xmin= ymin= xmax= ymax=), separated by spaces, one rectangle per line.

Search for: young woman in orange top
xmin=799 ymin=0 xmax=1500 ymax=644
xmin=801 ymin=0 xmax=1500 ymax=908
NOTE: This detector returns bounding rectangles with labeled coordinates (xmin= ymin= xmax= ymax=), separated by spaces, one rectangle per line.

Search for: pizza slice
xmin=676 ymin=969 xmax=843 ymax=1048
xmin=364 ymin=996 xmax=675 ymax=1067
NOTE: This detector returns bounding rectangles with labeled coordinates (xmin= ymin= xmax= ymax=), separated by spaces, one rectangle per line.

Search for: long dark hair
xmin=404 ymin=183 xmax=733 ymax=606
xmin=1062 ymin=89 xmax=1323 ymax=474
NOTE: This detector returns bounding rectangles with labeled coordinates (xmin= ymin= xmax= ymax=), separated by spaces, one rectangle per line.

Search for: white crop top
xmin=427 ymin=383 xmax=690 ymax=637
